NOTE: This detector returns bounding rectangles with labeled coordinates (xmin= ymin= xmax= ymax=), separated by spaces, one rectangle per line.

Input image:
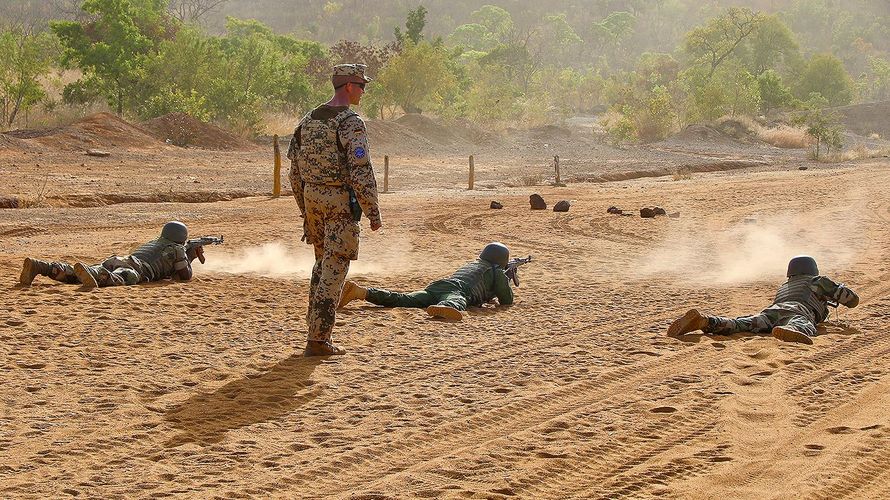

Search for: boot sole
xmin=73 ymin=263 xmax=98 ymax=289
xmin=772 ymin=326 xmax=814 ymax=345
xmin=338 ymin=281 xmax=358 ymax=309
xmin=427 ymin=305 xmax=464 ymax=321
xmin=668 ymin=309 xmax=704 ymax=336
xmin=19 ymin=258 xmax=35 ymax=286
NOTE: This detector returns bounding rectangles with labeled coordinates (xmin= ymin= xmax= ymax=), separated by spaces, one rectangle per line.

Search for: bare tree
xmin=168 ymin=0 xmax=228 ymax=24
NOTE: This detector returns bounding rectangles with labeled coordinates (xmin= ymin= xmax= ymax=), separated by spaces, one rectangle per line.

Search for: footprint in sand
xmin=826 ymin=426 xmax=854 ymax=434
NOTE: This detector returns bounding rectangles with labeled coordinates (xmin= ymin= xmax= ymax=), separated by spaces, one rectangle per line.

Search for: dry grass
xmin=714 ymin=115 xmax=811 ymax=149
xmin=757 ymin=124 xmax=812 ymax=148
xmin=869 ymin=133 xmax=881 ymax=140
xmin=817 ymin=144 xmax=890 ymax=163
xmin=671 ymin=167 xmax=692 ymax=181
xmin=262 ymin=111 xmax=299 ymax=136
xmin=17 ymin=175 xmax=49 ymax=208
xmin=519 ymin=173 xmax=544 ymax=186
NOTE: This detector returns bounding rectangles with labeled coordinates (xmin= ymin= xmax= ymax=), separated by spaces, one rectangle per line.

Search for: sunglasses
xmin=336 ymin=82 xmax=366 ymax=90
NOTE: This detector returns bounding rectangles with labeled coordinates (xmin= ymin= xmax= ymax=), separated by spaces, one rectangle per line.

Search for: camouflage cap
xmin=332 ymin=63 xmax=372 ymax=87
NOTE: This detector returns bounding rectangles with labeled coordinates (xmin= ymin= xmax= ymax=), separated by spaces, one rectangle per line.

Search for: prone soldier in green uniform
xmin=288 ymin=63 xmax=382 ymax=356
xmin=338 ymin=242 xmax=515 ymax=321
xmin=667 ymin=256 xmax=859 ymax=344
xmin=19 ymin=221 xmax=205 ymax=288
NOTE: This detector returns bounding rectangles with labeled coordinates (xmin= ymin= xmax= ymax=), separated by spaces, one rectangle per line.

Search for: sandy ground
xmin=1 ymin=152 xmax=889 ymax=498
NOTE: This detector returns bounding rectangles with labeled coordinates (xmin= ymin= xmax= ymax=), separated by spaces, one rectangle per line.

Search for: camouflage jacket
xmin=287 ymin=104 xmax=381 ymax=225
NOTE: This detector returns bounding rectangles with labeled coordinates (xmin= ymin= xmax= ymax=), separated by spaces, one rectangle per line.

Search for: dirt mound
xmin=8 ymin=112 xmax=162 ymax=151
xmin=664 ymin=124 xmax=759 ymax=147
xmin=832 ymin=101 xmax=890 ymax=139
xmin=142 ymin=113 xmax=256 ymax=150
xmin=365 ymin=119 xmax=438 ymax=155
xmin=0 ymin=133 xmax=37 ymax=153
xmin=715 ymin=119 xmax=759 ymax=142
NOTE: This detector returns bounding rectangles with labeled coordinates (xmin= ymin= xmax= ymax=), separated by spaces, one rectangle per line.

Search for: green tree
xmin=745 ymin=15 xmax=801 ymax=76
xmin=51 ymin=0 xmax=173 ymax=115
xmin=794 ymin=108 xmax=844 ymax=158
xmin=758 ymin=69 xmax=793 ymax=113
xmin=394 ymin=5 xmax=426 ymax=45
xmin=0 ymin=27 xmax=57 ymax=127
xmin=684 ymin=7 xmax=763 ymax=80
xmin=796 ymin=53 xmax=854 ymax=107
xmin=363 ymin=41 xmax=456 ymax=117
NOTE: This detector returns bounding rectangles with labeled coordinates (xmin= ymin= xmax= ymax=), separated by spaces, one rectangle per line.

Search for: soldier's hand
xmin=370 ymin=220 xmax=382 ymax=231
xmin=187 ymin=245 xmax=206 ymax=264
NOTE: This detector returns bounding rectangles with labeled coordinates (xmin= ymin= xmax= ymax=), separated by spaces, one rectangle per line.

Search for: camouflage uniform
xmin=366 ymin=259 xmax=513 ymax=310
xmin=30 ymin=237 xmax=189 ymax=287
xmin=287 ymin=65 xmax=381 ymax=344
xmin=703 ymin=275 xmax=859 ymax=338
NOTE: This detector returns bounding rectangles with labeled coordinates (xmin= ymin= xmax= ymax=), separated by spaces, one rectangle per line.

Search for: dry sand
xmin=1 ymin=126 xmax=890 ymax=498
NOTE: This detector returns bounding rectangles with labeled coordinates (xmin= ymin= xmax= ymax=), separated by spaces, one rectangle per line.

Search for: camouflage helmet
xmin=787 ymin=255 xmax=818 ymax=277
xmin=480 ymin=242 xmax=510 ymax=268
xmin=332 ymin=63 xmax=372 ymax=88
xmin=161 ymin=221 xmax=188 ymax=244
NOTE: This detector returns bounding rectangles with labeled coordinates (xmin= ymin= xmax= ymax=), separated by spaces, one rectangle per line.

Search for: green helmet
xmin=480 ymin=242 xmax=510 ymax=267
xmin=161 ymin=221 xmax=188 ymax=244
xmin=787 ymin=255 xmax=818 ymax=277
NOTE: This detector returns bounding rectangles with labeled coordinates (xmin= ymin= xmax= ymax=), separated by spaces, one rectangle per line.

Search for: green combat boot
xmin=667 ymin=309 xmax=708 ymax=337
xmin=304 ymin=340 xmax=346 ymax=357
xmin=19 ymin=258 xmax=51 ymax=286
xmin=427 ymin=305 xmax=464 ymax=321
xmin=73 ymin=262 xmax=98 ymax=289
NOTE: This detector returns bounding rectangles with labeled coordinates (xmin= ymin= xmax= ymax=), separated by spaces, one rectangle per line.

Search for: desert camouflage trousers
xmin=303 ymin=183 xmax=360 ymax=342
xmin=704 ymin=301 xmax=818 ymax=338
xmin=49 ymin=257 xmax=142 ymax=287
xmin=366 ymin=280 xmax=469 ymax=311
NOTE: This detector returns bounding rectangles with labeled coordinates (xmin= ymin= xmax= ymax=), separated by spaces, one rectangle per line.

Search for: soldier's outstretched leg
xmin=20 ymin=258 xmax=53 ymax=286
xmin=363 ymin=287 xmax=436 ymax=308
xmin=305 ymin=253 xmax=350 ymax=356
xmin=772 ymin=313 xmax=817 ymax=345
xmin=427 ymin=292 xmax=467 ymax=321
xmin=669 ymin=309 xmax=776 ymax=336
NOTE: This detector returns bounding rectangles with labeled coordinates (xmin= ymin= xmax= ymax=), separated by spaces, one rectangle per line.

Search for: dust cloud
xmin=635 ymin=211 xmax=861 ymax=285
xmin=201 ymin=239 xmax=416 ymax=278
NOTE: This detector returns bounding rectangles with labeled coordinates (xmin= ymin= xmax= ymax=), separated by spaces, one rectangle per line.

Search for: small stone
xmin=798 ymin=166 xmax=808 ymax=170
xmin=640 ymin=207 xmax=657 ymax=218
xmin=86 ymin=149 xmax=111 ymax=157
xmin=490 ymin=201 xmax=503 ymax=209
xmin=607 ymin=206 xmax=623 ymax=214
xmin=529 ymin=194 xmax=547 ymax=210
xmin=668 ymin=212 xmax=680 ymax=219
xmin=653 ymin=206 xmax=666 ymax=216
xmin=553 ymin=200 xmax=571 ymax=212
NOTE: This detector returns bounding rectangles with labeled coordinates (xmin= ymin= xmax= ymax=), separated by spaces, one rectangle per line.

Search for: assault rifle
xmin=505 ymin=255 xmax=533 ymax=286
xmin=185 ymin=236 xmax=224 ymax=264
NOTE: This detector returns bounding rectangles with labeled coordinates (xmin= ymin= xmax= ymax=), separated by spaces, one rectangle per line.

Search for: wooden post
xmin=272 ymin=134 xmax=281 ymax=197
xmin=468 ymin=155 xmax=475 ymax=190
xmin=554 ymin=155 xmax=561 ymax=186
xmin=383 ymin=155 xmax=389 ymax=193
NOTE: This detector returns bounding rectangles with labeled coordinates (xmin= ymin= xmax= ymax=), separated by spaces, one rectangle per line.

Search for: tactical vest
xmin=449 ymin=259 xmax=499 ymax=307
xmin=129 ymin=238 xmax=179 ymax=282
xmin=293 ymin=109 xmax=357 ymax=185
xmin=773 ymin=275 xmax=829 ymax=322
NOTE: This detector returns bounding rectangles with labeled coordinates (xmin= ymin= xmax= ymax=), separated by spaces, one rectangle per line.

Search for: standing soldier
xmin=667 ymin=255 xmax=859 ymax=344
xmin=287 ymin=63 xmax=382 ymax=357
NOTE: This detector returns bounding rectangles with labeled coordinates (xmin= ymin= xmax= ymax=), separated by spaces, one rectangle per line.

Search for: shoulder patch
xmin=354 ymin=147 xmax=366 ymax=159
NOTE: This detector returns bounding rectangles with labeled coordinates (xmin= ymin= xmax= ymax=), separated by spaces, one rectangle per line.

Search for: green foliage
xmin=793 ymin=107 xmax=844 ymax=158
xmin=51 ymin=0 xmax=173 ymax=115
xmin=363 ymin=41 xmax=457 ymax=117
xmin=394 ymin=5 xmax=427 ymax=45
xmin=684 ymin=8 xmax=763 ymax=79
xmin=632 ymin=85 xmax=676 ymax=142
xmin=0 ymin=28 xmax=58 ymax=127
xmin=744 ymin=15 xmax=801 ymax=76
xmin=796 ymin=53 xmax=853 ymax=106
xmin=680 ymin=63 xmax=761 ymax=122
xmin=758 ymin=69 xmax=793 ymax=113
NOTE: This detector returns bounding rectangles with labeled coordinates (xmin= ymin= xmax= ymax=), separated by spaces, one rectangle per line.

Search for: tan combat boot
xmin=427 ymin=305 xmax=464 ymax=321
xmin=304 ymin=340 xmax=347 ymax=357
xmin=73 ymin=262 xmax=98 ymax=289
xmin=338 ymin=281 xmax=367 ymax=309
xmin=772 ymin=326 xmax=814 ymax=345
xmin=667 ymin=309 xmax=708 ymax=337
xmin=19 ymin=258 xmax=51 ymax=286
